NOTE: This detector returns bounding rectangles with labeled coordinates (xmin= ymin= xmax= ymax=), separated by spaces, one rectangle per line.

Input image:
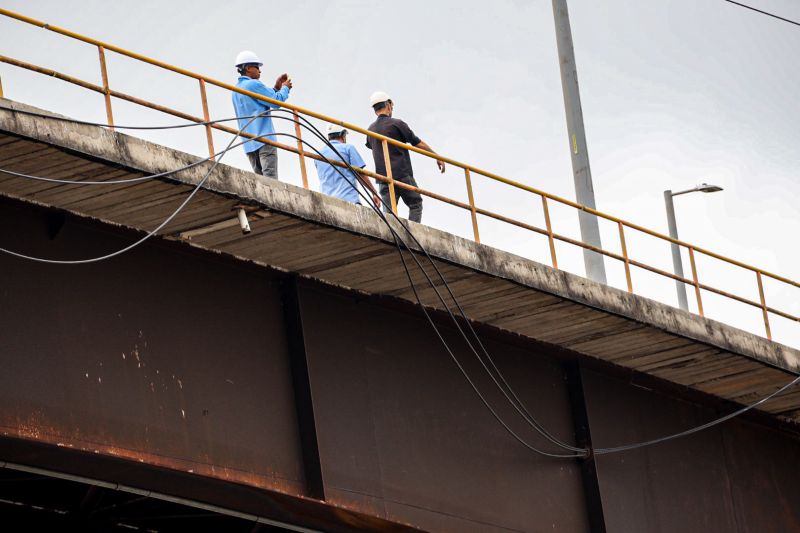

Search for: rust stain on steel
xmin=0 ymin=421 xmax=305 ymax=497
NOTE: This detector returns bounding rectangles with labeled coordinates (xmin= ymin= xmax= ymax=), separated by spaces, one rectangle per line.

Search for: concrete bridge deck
xmin=2 ymin=99 xmax=800 ymax=532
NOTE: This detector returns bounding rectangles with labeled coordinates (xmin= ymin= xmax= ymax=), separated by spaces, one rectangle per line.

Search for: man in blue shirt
xmin=315 ymin=125 xmax=380 ymax=207
xmin=232 ymin=50 xmax=292 ymax=179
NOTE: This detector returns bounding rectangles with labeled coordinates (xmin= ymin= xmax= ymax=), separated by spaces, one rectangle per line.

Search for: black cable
xmin=270 ymin=116 xmax=586 ymax=457
xmin=5 ymin=109 xmax=796 ymax=458
xmin=0 ymin=112 xmax=267 ymax=264
xmin=0 ymin=109 xmax=271 ymax=185
xmin=282 ymin=114 xmax=800 ymax=457
xmin=0 ymin=139 xmax=248 ymax=185
xmin=0 ymin=107 xmax=585 ymax=457
xmin=0 ymin=107 xmax=250 ymax=130
xmin=594 ymin=373 xmax=800 ymax=454
xmin=279 ymin=110 xmax=586 ymax=454
xmin=723 ymin=0 xmax=800 ymax=27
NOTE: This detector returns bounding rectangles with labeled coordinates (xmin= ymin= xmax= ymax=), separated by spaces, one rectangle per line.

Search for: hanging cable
xmin=0 ymin=112 xmax=266 ymax=264
xmin=594 ymin=372 xmax=800 ymax=455
xmin=268 ymin=114 xmax=587 ymax=455
xmin=0 ymin=140 xmax=246 ymax=185
xmin=275 ymin=109 xmax=586 ymax=454
xmin=276 ymin=113 xmax=800 ymax=458
xmin=3 ymin=108 xmax=795 ymax=458
xmin=0 ymin=107 xmax=248 ymax=130
xmin=0 ymin=110 xmax=268 ymax=185
xmin=3 ymin=107 xmax=585 ymax=456
xmin=246 ymin=124 xmax=588 ymax=459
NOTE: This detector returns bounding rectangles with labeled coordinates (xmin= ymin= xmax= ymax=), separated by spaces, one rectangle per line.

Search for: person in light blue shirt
xmin=231 ymin=50 xmax=292 ymax=179
xmin=315 ymin=125 xmax=380 ymax=207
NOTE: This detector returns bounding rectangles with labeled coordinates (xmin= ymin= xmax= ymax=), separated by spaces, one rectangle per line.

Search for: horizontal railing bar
xmin=1 ymin=55 xmax=104 ymax=92
xmin=766 ymin=306 xmax=800 ymax=324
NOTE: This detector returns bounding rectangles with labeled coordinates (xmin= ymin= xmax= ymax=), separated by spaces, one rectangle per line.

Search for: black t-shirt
xmin=365 ymin=115 xmax=421 ymax=179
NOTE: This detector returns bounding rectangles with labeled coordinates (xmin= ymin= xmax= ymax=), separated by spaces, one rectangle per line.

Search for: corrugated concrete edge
xmin=2 ymin=98 xmax=798 ymax=375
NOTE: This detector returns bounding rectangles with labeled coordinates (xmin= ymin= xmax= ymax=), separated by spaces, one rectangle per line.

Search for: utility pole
xmin=552 ymin=0 xmax=607 ymax=284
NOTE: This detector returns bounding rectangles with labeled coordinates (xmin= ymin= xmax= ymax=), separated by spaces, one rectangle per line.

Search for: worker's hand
xmin=437 ymin=159 xmax=446 ymax=173
xmin=282 ymin=77 xmax=293 ymax=90
xmin=273 ymin=73 xmax=289 ymax=90
xmin=372 ymin=193 xmax=381 ymax=209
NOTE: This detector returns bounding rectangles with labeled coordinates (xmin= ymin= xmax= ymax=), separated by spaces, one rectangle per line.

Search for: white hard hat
xmin=326 ymin=124 xmax=347 ymax=136
xmin=369 ymin=91 xmax=391 ymax=107
xmin=235 ymin=50 xmax=263 ymax=67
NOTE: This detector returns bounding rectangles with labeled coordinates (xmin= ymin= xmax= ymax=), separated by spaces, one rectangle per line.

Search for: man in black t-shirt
xmin=365 ymin=91 xmax=445 ymax=223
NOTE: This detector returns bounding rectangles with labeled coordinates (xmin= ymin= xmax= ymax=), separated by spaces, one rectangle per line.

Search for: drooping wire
xmin=593 ymin=372 xmax=800 ymax=454
xmin=1 ymin=103 xmax=581 ymax=455
xmin=273 ymin=111 xmax=800 ymax=457
xmin=3 ymin=105 xmax=585 ymax=456
xmin=0 ymin=108 xmax=248 ymax=130
xmin=4 ymin=108 xmax=797 ymax=457
xmin=0 ymin=112 xmax=269 ymax=185
xmin=0 ymin=112 xmax=266 ymax=264
xmin=274 ymin=109 xmax=587 ymax=454
xmin=6 ymin=107 xmax=586 ymax=457
xmin=0 ymin=140 xmax=247 ymax=185
xmin=264 ymin=113 xmax=589 ymax=455
xmin=265 ymin=124 xmax=586 ymax=459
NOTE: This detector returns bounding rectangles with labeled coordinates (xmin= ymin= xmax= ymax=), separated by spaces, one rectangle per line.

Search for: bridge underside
xmin=1 ymin=100 xmax=800 ymax=531
xmin=1 ymin=196 xmax=800 ymax=532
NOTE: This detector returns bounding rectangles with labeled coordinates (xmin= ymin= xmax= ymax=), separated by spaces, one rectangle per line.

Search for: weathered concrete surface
xmin=1 ymin=98 xmax=798 ymax=386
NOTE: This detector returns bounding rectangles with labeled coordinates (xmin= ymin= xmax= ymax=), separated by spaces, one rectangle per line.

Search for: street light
xmin=663 ymin=183 xmax=723 ymax=311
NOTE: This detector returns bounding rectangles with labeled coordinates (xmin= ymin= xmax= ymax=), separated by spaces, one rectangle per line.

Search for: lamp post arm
xmin=671 ymin=187 xmax=700 ymax=197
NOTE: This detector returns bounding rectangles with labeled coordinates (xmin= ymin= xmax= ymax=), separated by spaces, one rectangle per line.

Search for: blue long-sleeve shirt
xmin=314 ymin=141 xmax=366 ymax=204
xmin=232 ymin=76 xmax=290 ymax=153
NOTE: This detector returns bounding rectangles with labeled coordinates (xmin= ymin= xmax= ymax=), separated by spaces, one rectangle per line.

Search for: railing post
xmin=381 ymin=139 xmax=397 ymax=215
xmin=618 ymin=222 xmax=633 ymax=293
xmin=542 ymin=196 xmax=558 ymax=269
xmin=198 ymin=79 xmax=215 ymax=160
xmin=292 ymin=111 xmax=310 ymax=189
xmin=756 ymin=271 xmax=772 ymax=340
xmin=464 ymin=169 xmax=480 ymax=242
xmin=97 ymin=45 xmax=114 ymax=129
xmin=0 ymin=74 xmax=4 ymax=98
xmin=688 ymin=247 xmax=704 ymax=316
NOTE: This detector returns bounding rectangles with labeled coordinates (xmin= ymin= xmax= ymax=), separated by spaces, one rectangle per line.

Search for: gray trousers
xmin=247 ymin=144 xmax=278 ymax=179
xmin=380 ymin=175 xmax=423 ymax=223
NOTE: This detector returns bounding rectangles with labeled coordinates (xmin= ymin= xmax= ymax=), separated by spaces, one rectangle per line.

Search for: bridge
xmin=2 ymin=97 xmax=800 ymax=531
xmin=1 ymin=9 xmax=800 ymax=533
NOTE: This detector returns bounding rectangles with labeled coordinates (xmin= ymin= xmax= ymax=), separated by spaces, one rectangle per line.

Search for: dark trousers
xmin=380 ymin=175 xmax=423 ymax=223
xmin=247 ymin=144 xmax=278 ymax=179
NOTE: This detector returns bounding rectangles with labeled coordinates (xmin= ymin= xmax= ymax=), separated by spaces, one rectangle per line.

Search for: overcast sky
xmin=1 ymin=0 xmax=798 ymax=346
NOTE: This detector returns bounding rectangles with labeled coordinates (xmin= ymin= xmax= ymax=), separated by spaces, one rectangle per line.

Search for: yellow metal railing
xmin=0 ymin=8 xmax=797 ymax=345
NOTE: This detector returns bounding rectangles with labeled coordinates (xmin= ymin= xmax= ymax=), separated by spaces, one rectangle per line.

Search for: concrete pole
xmin=663 ymin=190 xmax=689 ymax=311
xmin=552 ymin=0 xmax=607 ymax=284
